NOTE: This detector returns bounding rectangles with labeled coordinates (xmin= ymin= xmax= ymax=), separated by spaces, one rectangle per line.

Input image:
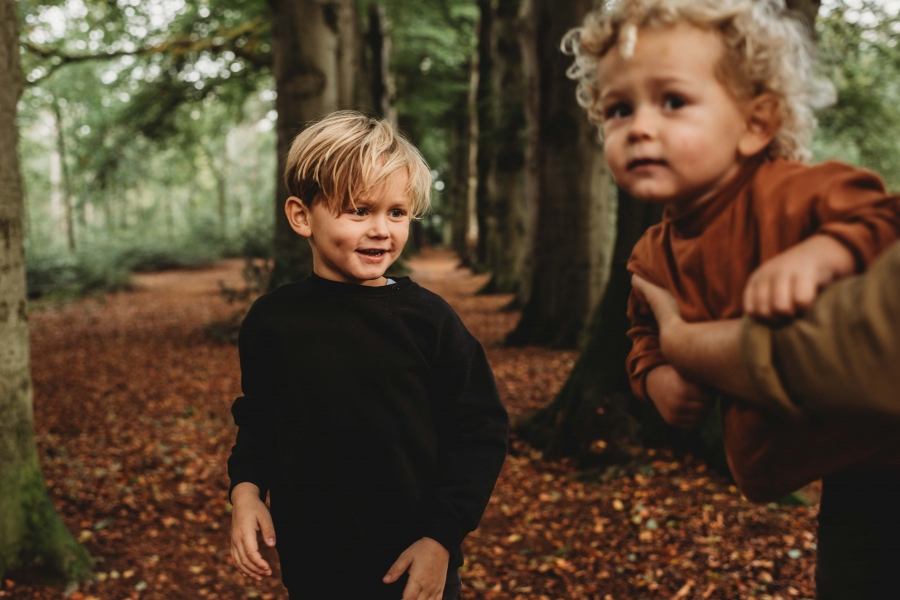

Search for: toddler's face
xmin=598 ymin=24 xmax=753 ymax=212
xmin=302 ymin=170 xmax=411 ymax=286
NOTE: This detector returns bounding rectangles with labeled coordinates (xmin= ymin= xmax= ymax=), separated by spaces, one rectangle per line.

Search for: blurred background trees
xmin=15 ymin=0 xmax=900 ymax=455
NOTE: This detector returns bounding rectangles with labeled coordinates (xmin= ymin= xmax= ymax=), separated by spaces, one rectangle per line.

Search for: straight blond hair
xmin=284 ymin=111 xmax=432 ymax=218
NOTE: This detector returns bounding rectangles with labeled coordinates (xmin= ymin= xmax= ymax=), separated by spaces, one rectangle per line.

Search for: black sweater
xmin=227 ymin=274 xmax=508 ymax=595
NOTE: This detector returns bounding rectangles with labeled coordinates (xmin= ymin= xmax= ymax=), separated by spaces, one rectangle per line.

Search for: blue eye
xmin=605 ymin=103 xmax=632 ymax=120
xmin=663 ymin=94 xmax=686 ymax=110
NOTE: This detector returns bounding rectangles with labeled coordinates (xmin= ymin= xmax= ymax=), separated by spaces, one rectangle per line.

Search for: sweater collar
xmin=305 ymin=272 xmax=412 ymax=296
xmin=664 ymin=154 xmax=767 ymax=238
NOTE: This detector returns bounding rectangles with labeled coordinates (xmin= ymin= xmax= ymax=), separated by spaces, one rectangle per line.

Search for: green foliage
xmin=26 ymin=249 xmax=130 ymax=300
xmin=815 ymin=1 xmax=900 ymax=190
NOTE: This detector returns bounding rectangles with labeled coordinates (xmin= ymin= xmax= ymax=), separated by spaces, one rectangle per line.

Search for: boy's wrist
xmin=811 ymin=234 xmax=857 ymax=277
xmin=231 ymin=482 xmax=262 ymax=504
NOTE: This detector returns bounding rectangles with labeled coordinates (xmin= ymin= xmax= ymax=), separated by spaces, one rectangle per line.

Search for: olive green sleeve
xmin=740 ymin=242 xmax=900 ymax=420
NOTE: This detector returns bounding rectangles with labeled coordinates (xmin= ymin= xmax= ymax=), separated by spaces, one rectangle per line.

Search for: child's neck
xmin=666 ymin=154 xmax=766 ymax=218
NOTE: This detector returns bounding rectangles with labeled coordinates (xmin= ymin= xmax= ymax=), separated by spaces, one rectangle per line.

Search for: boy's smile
xmin=598 ymin=24 xmax=761 ymax=213
xmin=287 ymin=170 xmax=411 ymax=286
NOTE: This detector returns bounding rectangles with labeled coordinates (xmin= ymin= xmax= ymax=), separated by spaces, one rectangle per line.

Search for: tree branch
xmin=21 ymin=18 xmax=272 ymax=84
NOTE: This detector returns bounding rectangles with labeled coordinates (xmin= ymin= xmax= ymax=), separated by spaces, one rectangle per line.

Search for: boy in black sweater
xmin=227 ymin=111 xmax=509 ymax=600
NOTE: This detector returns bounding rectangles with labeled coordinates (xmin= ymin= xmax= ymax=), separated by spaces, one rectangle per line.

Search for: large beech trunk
xmin=267 ymin=0 xmax=368 ymax=289
xmin=479 ymin=0 xmax=526 ymax=295
xmin=506 ymin=0 xmax=612 ymax=348
xmin=0 ymin=0 xmax=92 ymax=582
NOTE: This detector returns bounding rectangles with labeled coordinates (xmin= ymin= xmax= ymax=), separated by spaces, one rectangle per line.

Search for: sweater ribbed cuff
xmin=422 ymin=516 xmax=468 ymax=554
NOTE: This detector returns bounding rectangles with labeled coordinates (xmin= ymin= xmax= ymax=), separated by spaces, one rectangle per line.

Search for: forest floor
xmin=5 ymin=249 xmax=818 ymax=600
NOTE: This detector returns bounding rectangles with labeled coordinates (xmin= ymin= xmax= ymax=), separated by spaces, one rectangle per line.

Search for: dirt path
xmin=8 ymin=251 xmax=818 ymax=600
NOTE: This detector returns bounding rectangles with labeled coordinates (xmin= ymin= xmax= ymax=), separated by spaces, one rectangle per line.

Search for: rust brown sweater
xmin=626 ymin=156 xmax=900 ymax=501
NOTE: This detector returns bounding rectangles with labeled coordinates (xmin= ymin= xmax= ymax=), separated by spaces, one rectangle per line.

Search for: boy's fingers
xmin=258 ymin=512 xmax=277 ymax=547
xmin=771 ymin=274 xmax=795 ymax=316
xmin=793 ymin=275 xmax=817 ymax=309
xmin=400 ymin=580 xmax=423 ymax=600
xmin=239 ymin=528 xmax=270 ymax=577
xmin=384 ymin=552 xmax=413 ymax=583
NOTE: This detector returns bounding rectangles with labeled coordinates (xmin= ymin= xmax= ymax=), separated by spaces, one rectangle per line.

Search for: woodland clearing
xmin=6 ymin=249 xmax=818 ymax=600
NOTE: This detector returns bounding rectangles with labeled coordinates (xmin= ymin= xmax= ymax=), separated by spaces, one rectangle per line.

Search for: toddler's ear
xmin=285 ymin=196 xmax=313 ymax=238
xmin=738 ymin=93 xmax=781 ymax=158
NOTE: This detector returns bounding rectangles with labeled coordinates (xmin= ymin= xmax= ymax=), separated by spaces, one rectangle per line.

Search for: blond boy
xmin=566 ymin=0 xmax=900 ymax=596
xmin=227 ymin=112 xmax=508 ymax=600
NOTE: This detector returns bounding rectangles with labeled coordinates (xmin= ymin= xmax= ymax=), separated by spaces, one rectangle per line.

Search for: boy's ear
xmin=285 ymin=196 xmax=313 ymax=238
xmin=738 ymin=93 xmax=781 ymax=158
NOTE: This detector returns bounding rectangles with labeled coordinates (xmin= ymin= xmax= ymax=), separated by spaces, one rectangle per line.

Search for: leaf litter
xmin=4 ymin=251 xmax=817 ymax=600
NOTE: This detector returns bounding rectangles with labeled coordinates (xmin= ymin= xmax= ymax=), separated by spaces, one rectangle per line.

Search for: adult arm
xmin=634 ymin=241 xmax=900 ymax=421
xmin=631 ymin=275 xmax=772 ymax=408
xmin=743 ymin=240 xmax=900 ymax=421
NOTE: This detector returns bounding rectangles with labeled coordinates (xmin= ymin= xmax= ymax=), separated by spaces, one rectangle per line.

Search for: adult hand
xmin=631 ymin=274 xmax=683 ymax=337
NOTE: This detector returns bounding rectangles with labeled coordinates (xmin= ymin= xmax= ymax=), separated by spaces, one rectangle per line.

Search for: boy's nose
xmin=627 ymin=107 xmax=656 ymax=141
xmin=367 ymin=214 xmax=390 ymax=238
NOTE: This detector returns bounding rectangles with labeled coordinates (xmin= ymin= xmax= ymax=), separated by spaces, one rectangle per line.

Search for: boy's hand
xmin=744 ymin=235 xmax=855 ymax=321
xmin=230 ymin=482 xmax=276 ymax=581
xmin=646 ymin=364 xmax=716 ymax=429
xmin=383 ymin=537 xmax=450 ymax=600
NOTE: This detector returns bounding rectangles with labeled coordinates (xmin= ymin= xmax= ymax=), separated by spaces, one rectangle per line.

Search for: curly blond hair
xmin=285 ymin=111 xmax=432 ymax=219
xmin=563 ymin=0 xmax=834 ymax=161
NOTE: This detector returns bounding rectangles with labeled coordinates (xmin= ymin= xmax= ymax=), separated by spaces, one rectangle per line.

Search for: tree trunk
xmin=473 ymin=0 xmax=494 ymax=270
xmin=518 ymin=193 xmax=662 ymax=460
xmin=0 ymin=0 xmax=92 ymax=583
xmin=267 ymin=0 xmax=365 ymax=289
xmin=52 ymin=101 xmax=76 ymax=252
xmin=479 ymin=0 xmax=526 ymax=294
xmin=461 ymin=46 xmax=481 ymax=268
xmin=449 ymin=99 xmax=471 ymax=259
xmin=506 ymin=0 xmax=612 ymax=348
xmin=367 ymin=2 xmax=396 ymax=123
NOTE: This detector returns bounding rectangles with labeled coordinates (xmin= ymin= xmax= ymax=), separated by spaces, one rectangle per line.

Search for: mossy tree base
xmin=0 ymin=457 xmax=92 ymax=584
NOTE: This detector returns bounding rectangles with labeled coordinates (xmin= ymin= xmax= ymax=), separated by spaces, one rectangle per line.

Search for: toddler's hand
xmin=743 ymin=235 xmax=855 ymax=321
xmin=646 ymin=364 xmax=716 ymax=429
xmin=384 ymin=537 xmax=450 ymax=600
xmin=230 ymin=482 xmax=276 ymax=581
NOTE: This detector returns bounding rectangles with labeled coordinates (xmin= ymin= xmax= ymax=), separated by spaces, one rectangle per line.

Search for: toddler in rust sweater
xmin=564 ymin=0 xmax=900 ymax=596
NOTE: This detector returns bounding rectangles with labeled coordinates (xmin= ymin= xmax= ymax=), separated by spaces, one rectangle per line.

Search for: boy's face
xmin=598 ymin=24 xmax=754 ymax=211
xmin=291 ymin=170 xmax=411 ymax=286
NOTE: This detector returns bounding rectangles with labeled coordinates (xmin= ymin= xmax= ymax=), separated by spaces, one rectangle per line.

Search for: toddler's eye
xmin=604 ymin=102 xmax=632 ymax=120
xmin=389 ymin=209 xmax=407 ymax=218
xmin=663 ymin=95 xmax=686 ymax=110
xmin=349 ymin=207 xmax=369 ymax=217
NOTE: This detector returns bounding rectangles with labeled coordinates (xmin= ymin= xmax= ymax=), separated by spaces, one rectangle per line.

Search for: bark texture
xmin=367 ymin=2 xmax=396 ymax=123
xmin=518 ymin=194 xmax=662 ymax=460
xmin=506 ymin=0 xmax=612 ymax=348
xmin=479 ymin=0 xmax=526 ymax=295
xmin=0 ymin=0 xmax=91 ymax=582
xmin=268 ymin=0 xmax=367 ymax=289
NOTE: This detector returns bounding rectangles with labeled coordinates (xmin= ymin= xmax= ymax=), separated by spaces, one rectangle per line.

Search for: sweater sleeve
xmin=804 ymin=162 xmax=900 ymax=269
xmin=421 ymin=317 xmax=509 ymax=552
xmin=227 ymin=301 xmax=279 ymax=503
xmin=625 ymin=288 xmax=667 ymax=402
